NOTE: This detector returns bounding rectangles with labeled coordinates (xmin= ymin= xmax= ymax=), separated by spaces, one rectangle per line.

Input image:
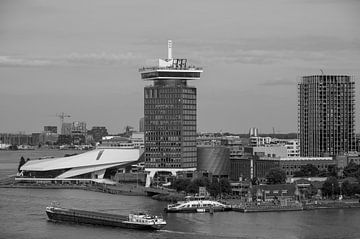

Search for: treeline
xmin=170 ymin=177 xmax=232 ymax=197
xmin=265 ymin=163 xmax=360 ymax=198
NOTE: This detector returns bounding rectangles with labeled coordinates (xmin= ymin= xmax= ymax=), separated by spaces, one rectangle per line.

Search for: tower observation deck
xmin=140 ymin=40 xmax=203 ymax=187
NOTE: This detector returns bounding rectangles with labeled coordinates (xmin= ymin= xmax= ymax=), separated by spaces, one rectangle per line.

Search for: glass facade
xmin=144 ymin=84 xmax=197 ymax=168
xmin=298 ymin=75 xmax=355 ymax=157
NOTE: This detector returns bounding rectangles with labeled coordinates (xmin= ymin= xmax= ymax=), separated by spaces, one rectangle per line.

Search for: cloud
xmin=191 ymin=48 xmax=330 ymax=66
xmin=0 ymin=56 xmax=52 ymax=67
xmin=0 ymin=52 xmax=144 ymax=67
xmin=65 ymin=52 xmax=143 ymax=65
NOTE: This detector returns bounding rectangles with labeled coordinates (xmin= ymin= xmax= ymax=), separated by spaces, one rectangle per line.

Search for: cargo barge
xmin=46 ymin=205 xmax=166 ymax=230
xmin=232 ymin=202 xmax=303 ymax=213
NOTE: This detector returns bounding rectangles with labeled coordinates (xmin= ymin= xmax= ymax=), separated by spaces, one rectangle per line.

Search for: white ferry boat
xmin=165 ymin=199 xmax=231 ymax=213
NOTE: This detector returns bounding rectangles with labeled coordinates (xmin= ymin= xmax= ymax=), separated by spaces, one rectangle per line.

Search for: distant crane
xmin=272 ymin=127 xmax=276 ymax=138
xmin=56 ymin=112 xmax=71 ymax=131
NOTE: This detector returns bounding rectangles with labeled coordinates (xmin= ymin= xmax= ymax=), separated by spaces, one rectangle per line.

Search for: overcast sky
xmin=1 ymin=0 xmax=360 ymax=134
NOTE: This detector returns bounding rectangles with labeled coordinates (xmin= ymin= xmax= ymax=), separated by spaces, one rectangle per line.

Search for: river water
xmin=1 ymin=150 xmax=360 ymax=239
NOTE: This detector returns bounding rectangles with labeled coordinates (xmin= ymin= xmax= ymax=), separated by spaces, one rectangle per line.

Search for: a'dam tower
xmin=140 ymin=40 xmax=203 ymax=187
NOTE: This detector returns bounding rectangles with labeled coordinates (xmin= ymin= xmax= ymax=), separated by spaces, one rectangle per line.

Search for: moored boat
xmin=165 ymin=199 xmax=231 ymax=213
xmin=46 ymin=203 xmax=166 ymax=230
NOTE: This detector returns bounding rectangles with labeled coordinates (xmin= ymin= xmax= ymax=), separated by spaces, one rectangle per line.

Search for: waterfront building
xmin=88 ymin=126 xmax=108 ymax=143
xmin=39 ymin=132 xmax=58 ymax=145
xmin=249 ymin=127 xmax=258 ymax=137
xmin=230 ymin=155 xmax=253 ymax=181
xmin=298 ymin=75 xmax=356 ymax=157
xmin=197 ymin=133 xmax=222 ymax=147
xmin=220 ymin=136 xmax=244 ymax=160
xmin=279 ymin=157 xmax=335 ymax=177
xmin=61 ymin=123 xmax=72 ymax=135
xmin=197 ymin=146 xmax=230 ymax=178
xmin=140 ymin=40 xmax=202 ymax=186
xmin=230 ymin=155 xmax=335 ymax=180
xmin=249 ymin=136 xmax=272 ymax=147
xmin=335 ymin=152 xmax=360 ymax=177
xmin=229 ymin=155 xmax=280 ymax=181
xmin=279 ymin=139 xmax=300 ymax=157
xmin=248 ymin=145 xmax=288 ymax=158
xmin=250 ymin=184 xmax=297 ymax=202
xmin=44 ymin=126 xmax=57 ymax=134
xmin=0 ymin=133 xmax=34 ymax=146
xmin=18 ymin=148 xmax=141 ymax=184
xmin=71 ymin=121 xmax=87 ymax=135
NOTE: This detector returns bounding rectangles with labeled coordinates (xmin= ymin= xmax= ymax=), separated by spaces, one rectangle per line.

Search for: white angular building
xmin=17 ymin=148 xmax=141 ymax=184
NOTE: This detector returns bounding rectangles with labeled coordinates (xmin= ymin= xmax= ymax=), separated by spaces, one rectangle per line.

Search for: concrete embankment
xmin=303 ymin=201 xmax=360 ymax=210
xmin=0 ymin=176 xmax=174 ymax=197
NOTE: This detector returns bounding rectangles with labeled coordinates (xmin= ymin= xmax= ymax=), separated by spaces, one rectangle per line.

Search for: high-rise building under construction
xmin=298 ymin=75 xmax=355 ymax=157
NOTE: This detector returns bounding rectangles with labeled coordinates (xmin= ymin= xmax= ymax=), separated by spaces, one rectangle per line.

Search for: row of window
xmin=145 ymin=163 xmax=184 ymax=168
xmin=183 ymin=141 xmax=197 ymax=147
xmin=183 ymin=136 xmax=196 ymax=141
xmin=148 ymin=119 xmax=181 ymax=124
xmin=148 ymin=115 xmax=181 ymax=120
xmin=145 ymin=125 xmax=183 ymax=131
xmin=183 ymin=146 xmax=197 ymax=151
xmin=145 ymin=99 xmax=182 ymax=104
xmin=183 ymin=110 xmax=196 ymax=115
xmin=183 ymin=104 xmax=196 ymax=110
xmin=183 ymin=121 xmax=196 ymax=126
xmin=146 ymin=147 xmax=181 ymax=152
xmin=182 ymin=99 xmax=196 ymax=104
xmin=183 ymin=131 xmax=196 ymax=136
xmin=183 ymin=152 xmax=197 ymax=157
xmin=183 ymin=126 xmax=196 ymax=130
xmin=184 ymin=115 xmax=196 ymax=120
xmin=145 ymin=141 xmax=182 ymax=147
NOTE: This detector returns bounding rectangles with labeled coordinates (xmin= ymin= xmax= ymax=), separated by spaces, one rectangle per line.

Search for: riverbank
xmin=303 ymin=200 xmax=360 ymax=210
xmin=0 ymin=176 xmax=182 ymax=198
xmin=0 ymin=176 xmax=147 ymax=196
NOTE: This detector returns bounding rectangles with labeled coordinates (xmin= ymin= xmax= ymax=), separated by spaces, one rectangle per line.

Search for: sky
xmin=1 ymin=0 xmax=360 ymax=134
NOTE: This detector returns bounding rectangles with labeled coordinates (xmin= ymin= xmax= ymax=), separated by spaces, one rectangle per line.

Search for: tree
xmin=186 ymin=177 xmax=210 ymax=194
xmin=343 ymin=162 xmax=360 ymax=180
xmin=341 ymin=180 xmax=353 ymax=196
xmin=266 ymin=168 xmax=286 ymax=184
xmin=251 ymin=177 xmax=259 ymax=185
xmin=322 ymin=177 xmax=340 ymax=198
xmin=219 ymin=178 xmax=232 ymax=195
xmin=327 ymin=165 xmax=338 ymax=178
xmin=293 ymin=164 xmax=319 ymax=177
xmin=17 ymin=156 xmax=26 ymax=172
xmin=341 ymin=180 xmax=360 ymax=197
xmin=171 ymin=178 xmax=191 ymax=192
xmin=207 ymin=178 xmax=231 ymax=197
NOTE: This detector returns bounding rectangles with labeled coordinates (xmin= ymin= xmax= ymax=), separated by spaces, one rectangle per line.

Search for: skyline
xmin=1 ymin=0 xmax=360 ymax=134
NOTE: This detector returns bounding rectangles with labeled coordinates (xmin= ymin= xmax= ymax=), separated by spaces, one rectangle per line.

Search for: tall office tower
xmin=140 ymin=40 xmax=203 ymax=186
xmin=139 ymin=117 xmax=144 ymax=132
xmin=298 ymin=75 xmax=355 ymax=157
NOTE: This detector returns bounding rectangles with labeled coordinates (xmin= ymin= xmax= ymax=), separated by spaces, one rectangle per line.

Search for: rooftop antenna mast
xmin=167 ymin=40 xmax=172 ymax=60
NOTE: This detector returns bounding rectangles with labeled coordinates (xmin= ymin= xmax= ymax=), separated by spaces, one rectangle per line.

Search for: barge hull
xmin=46 ymin=210 xmax=163 ymax=230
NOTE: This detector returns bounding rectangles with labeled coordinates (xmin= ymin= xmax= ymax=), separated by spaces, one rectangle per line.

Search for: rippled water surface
xmin=1 ymin=150 xmax=360 ymax=239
